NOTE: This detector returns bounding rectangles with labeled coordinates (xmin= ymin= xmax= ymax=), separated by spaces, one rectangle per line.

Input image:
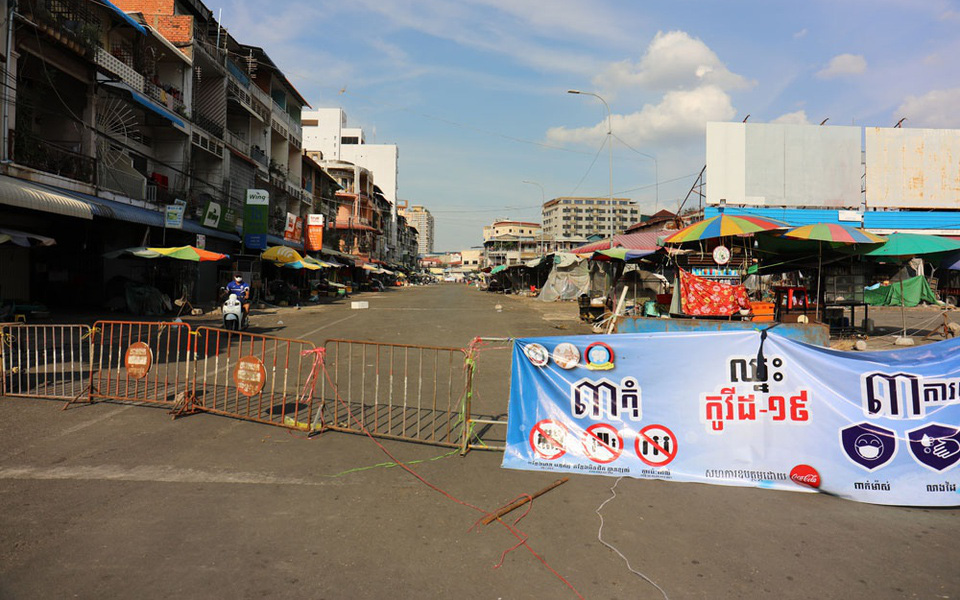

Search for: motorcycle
xmin=221 ymin=291 xmax=249 ymax=331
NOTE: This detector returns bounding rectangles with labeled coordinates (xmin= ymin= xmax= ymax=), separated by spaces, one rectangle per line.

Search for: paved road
xmin=1 ymin=285 xmax=957 ymax=599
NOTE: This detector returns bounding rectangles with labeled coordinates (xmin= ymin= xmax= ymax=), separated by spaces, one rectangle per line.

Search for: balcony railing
xmin=144 ymin=80 xmax=186 ymax=115
xmin=224 ymin=129 xmax=250 ymax=155
xmin=250 ymin=145 xmax=268 ymax=169
xmin=95 ymin=47 xmax=144 ymax=92
xmin=271 ymin=102 xmax=302 ymax=141
xmin=99 ymin=163 xmax=147 ymax=201
xmin=193 ymin=111 xmax=224 ymax=140
xmin=13 ymin=132 xmax=95 ymax=184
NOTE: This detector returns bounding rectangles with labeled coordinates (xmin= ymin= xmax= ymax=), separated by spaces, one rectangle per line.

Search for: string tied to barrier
xmin=80 ymin=326 xmax=100 ymax=341
xmin=296 ymin=347 xmax=327 ymax=427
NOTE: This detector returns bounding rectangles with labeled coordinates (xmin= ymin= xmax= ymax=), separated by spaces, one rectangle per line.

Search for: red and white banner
xmin=283 ymin=213 xmax=303 ymax=243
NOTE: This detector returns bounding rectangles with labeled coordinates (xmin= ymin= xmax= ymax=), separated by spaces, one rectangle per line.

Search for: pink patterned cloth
xmin=679 ymin=269 xmax=751 ymax=316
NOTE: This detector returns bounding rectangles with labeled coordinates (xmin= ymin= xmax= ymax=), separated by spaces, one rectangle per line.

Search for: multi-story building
xmin=482 ymin=220 xmax=544 ymax=267
xmin=541 ymin=196 xmax=641 ymax=239
xmin=0 ymin=0 xmax=402 ymax=309
xmin=302 ymin=108 xmax=400 ymax=261
xmin=400 ymin=204 xmax=434 ymax=256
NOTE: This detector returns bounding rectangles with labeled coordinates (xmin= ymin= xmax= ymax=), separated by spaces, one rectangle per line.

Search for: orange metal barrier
xmin=316 ymin=339 xmax=471 ymax=448
xmin=190 ymin=327 xmax=319 ymax=428
xmin=1 ymin=324 xmax=92 ymax=401
xmin=86 ymin=321 xmax=194 ymax=410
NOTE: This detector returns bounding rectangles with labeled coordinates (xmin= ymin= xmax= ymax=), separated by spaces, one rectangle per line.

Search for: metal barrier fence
xmin=0 ymin=319 xmax=510 ymax=453
xmin=190 ymin=327 xmax=319 ymax=428
xmin=316 ymin=339 xmax=470 ymax=448
xmin=0 ymin=324 xmax=92 ymax=401
xmin=87 ymin=321 xmax=194 ymax=410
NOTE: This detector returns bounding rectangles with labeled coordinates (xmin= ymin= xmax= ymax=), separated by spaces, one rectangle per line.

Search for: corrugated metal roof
xmin=0 ymin=175 xmax=94 ymax=220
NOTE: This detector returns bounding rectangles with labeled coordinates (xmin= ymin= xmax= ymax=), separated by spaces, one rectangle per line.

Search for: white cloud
xmin=793 ymin=28 xmax=808 ymax=40
xmin=896 ymin=88 xmax=960 ymax=128
xmin=546 ymin=85 xmax=736 ymax=146
xmin=816 ymin=54 xmax=867 ymax=79
xmin=593 ymin=30 xmax=753 ymax=93
xmin=770 ymin=110 xmax=810 ymax=125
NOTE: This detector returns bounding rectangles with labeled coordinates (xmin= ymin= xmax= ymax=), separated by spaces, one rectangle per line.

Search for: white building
xmin=542 ymin=196 xmax=641 ymax=238
xmin=302 ymin=108 xmax=400 ymax=258
xmin=400 ymin=204 xmax=434 ymax=255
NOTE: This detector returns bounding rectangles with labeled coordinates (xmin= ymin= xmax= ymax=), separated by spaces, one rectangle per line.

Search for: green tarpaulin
xmin=863 ymin=276 xmax=940 ymax=307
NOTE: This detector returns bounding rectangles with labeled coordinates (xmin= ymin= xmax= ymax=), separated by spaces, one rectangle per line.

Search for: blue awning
xmin=128 ymin=90 xmax=186 ymax=129
xmin=30 ymin=181 xmax=240 ymax=242
xmin=99 ymin=80 xmax=186 ymax=129
xmin=267 ymin=234 xmax=304 ymax=251
xmin=101 ymin=0 xmax=147 ymax=35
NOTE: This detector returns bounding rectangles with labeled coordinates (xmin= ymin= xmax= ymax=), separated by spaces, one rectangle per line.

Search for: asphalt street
xmin=1 ymin=284 xmax=957 ymax=599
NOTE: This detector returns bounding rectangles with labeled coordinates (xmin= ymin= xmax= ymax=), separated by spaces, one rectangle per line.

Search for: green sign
xmin=243 ymin=189 xmax=269 ymax=249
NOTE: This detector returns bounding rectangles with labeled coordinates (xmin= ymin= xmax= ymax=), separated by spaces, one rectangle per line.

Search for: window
xmin=342 ymin=136 xmax=360 ymax=144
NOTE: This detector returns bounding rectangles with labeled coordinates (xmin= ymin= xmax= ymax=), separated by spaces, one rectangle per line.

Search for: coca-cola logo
xmin=790 ymin=464 xmax=821 ymax=488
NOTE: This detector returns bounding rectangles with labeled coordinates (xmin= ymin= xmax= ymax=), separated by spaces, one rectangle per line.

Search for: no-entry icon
xmin=530 ymin=419 xmax=568 ymax=460
xmin=582 ymin=423 xmax=624 ymax=464
xmin=635 ymin=424 xmax=678 ymax=467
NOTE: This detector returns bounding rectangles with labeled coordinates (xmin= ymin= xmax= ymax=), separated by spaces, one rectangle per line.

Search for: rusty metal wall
xmin=88 ymin=321 xmax=194 ymax=409
xmin=1 ymin=324 xmax=91 ymax=401
xmin=190 ymin=327 xmax=319 ymax=428
xmin=317 ymin=339 xmax=470 ymax=447
xmin=865 ymin=127 xmax=960 ymax=209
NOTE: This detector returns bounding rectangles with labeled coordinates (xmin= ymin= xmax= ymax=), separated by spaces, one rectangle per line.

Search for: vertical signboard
xmin=202 ymin=201 xmax=222 ymax=228
xmin=305 ymin=214 xmax=324 ymax=251
xmin=243 ymin=189 xmax=269 ymax=250
xmin=283 ymin=212 xmax=303 ymax=243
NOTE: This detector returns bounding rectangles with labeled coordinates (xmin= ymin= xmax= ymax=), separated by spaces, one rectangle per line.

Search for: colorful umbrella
xmin=261 ymin=245 xmax=304 ymax=264
xmin=783 ymin=223 xmax=887 ymax=245
xmin=782 ymin=224 xmax=885 ymax=321
xmin=115 ymin=246 xmax=229 ymax=261
xmin=663 ymin=214 xmax=789 ymax=244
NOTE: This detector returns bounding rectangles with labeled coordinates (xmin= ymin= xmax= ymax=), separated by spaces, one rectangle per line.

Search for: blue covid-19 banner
xmin=502 ymin=330 xmax=960 ymax=506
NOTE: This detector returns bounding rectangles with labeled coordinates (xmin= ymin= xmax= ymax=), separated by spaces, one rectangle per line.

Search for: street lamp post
xmin=568 ymin=89 xmax=613 ymax=241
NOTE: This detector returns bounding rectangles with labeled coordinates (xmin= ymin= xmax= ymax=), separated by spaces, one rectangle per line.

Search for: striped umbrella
xmin=663 ymin=214 xmax=789 ymax=244
xmin=782 ymin=224 xmax=885 ymax=322
xmin=783 ymin=223 xmax=886 ymax=245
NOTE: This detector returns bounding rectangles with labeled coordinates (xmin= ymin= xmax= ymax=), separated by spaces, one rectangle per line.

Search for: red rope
xmin=304 ymin=348 xmax=583 ymax=599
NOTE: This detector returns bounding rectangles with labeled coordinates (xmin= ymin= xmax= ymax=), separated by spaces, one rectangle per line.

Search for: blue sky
xmin=219 ymin=0 xmax=960 ymax=251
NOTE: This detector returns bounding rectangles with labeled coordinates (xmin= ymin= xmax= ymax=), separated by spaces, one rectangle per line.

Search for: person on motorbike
xmin=226 ymin=273 xmax=250 ymax=316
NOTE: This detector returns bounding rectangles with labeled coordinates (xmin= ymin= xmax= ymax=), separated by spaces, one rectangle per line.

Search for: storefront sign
xmin=503 ymin=330 xmax=960 ymax=507
xmin=196 ymin=234 xmax=206 ymax=249
xmin=305 ymin=214 xmax=324 ymax=251
xmin=165 ymin=204 xmax=185 ymax=229
xmin=243 ymin=189 xmax=269 ymax=250
xmin=202 ymin=201 xmax=222 ymax=228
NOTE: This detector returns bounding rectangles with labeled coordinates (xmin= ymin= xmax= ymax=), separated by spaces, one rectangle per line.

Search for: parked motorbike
xmin=221 ymin=290 xmax=249 ymax=331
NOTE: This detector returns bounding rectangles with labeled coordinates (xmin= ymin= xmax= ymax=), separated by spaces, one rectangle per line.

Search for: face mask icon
xmin=841 ymin=423 xmax=897 ymax=471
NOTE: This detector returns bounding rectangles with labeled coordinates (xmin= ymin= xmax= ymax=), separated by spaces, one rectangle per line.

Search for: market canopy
xmin=663 ymin=214 xmax=788 ymax=244
xmin=864 ymin=232 xmax=960 ymax=258
xmin=108 ymin=245 xmax=229 ymax=262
